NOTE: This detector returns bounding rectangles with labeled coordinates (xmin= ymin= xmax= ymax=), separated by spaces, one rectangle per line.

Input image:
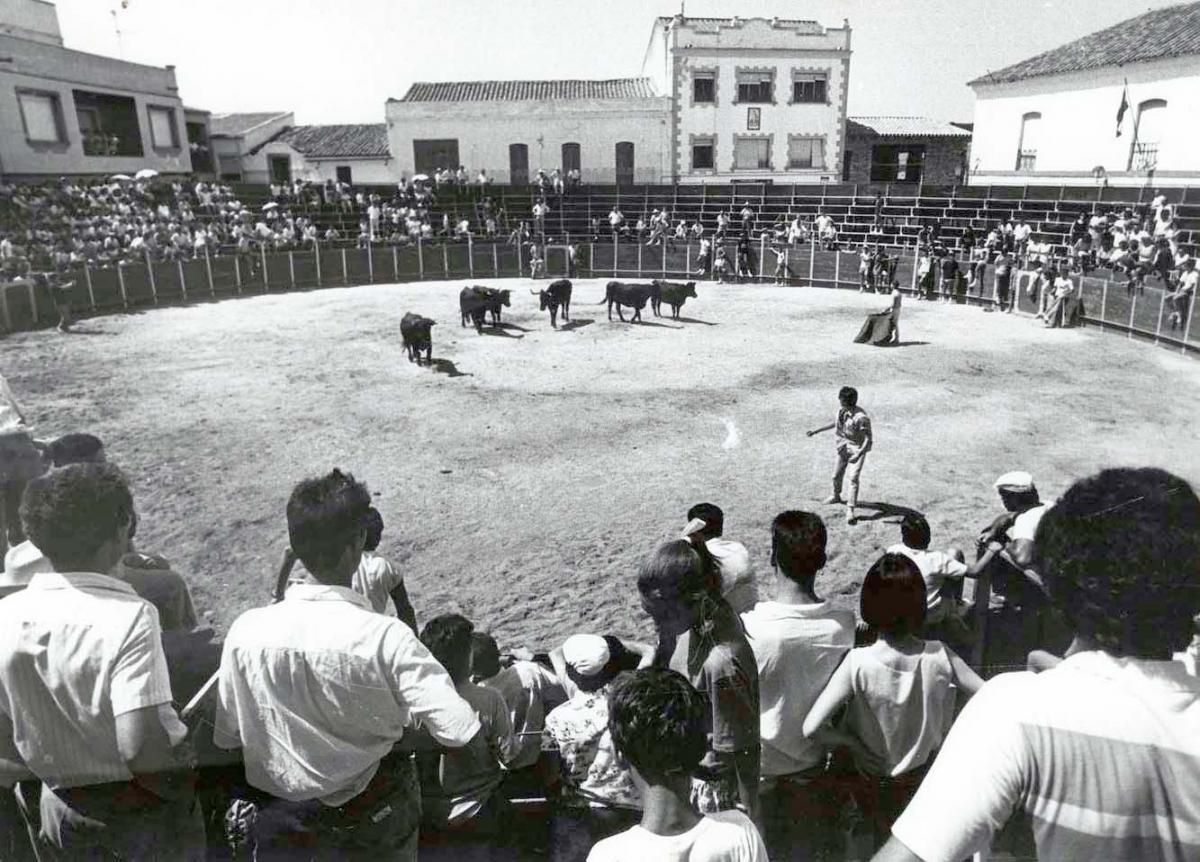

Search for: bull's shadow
xmin=495 ymin=321 xmax=531 ymax=333
xmin=430 ymin=358 xmax=470 ymax=377
xmin=479 ymin=325 xmax=525 ymax=339
xmin=628 ymin=318 xmax=682 ymax=329
xmin=557 ymin=318 xmax=594 ymax=331
xmin=674 ymin=315 xmax=718 ymax=326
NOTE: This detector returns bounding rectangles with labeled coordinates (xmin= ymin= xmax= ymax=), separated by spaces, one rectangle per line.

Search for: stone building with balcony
xmin=967 ymin=1 xmax=1200 ymax=187
xmin=0 ymin=0 xmax=192 ymax=179
xmin=384 ymin=13 xmax=851 ymax=186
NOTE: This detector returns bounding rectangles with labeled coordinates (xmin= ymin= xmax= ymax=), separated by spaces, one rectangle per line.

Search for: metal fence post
xmin=261 ymin=245 xmax=269 ymax=291
xmin=809 ymin=239 xmax=815 ymax=287
xmin=1127 ymin=288 xmax=1138 ymax=339
xmin=178 ymin=259 xmax=187 ymax=302
xmin=442 ymin=243 xmax=449 ymax=278
xmin=685 ymin=243 xmax=691 ymax=278
xmin=468 ymin=235 xmax=474 ymax=278
xmin=341 ymin=247 xmax=349 ymax=285
xmin=758 ymin=233 xmax=766 ymax=281
xmin=83 ymin=261 xmax=96 ymax=310
xmin=392 ymin=246 xmax=399 ymax=281
xmin=589 ymin=241 xmax=595 ymax=277
xmin=517 ymin=240 xmax=523 ymax=277
xmin=1181 ymin=290 xmax=1196 ymax=354
xmin=834 ymin=250 xmax=841 ymax=288
xmin=117 ymin=262 xmax=129 ymax=308
xmin=288 ymin=251 xmax=296 ymax=288
xmin=27 ymin=281 xmax=38 ymax=323
xmin=366 ymin=242 xmax=374 ymax=283
xmin=314 ymin=241 xmax=322 ymax=286
xmin=661 ymin=237 xmax=667 ymax=278
xmin=911 ymin=244 xmax=919 ymax=294
xmin=234 ymin=255 xmax=242 ymax=294
xmin=492 ymin=243 xmax=499 ymax=276
xmin=1099 ymin=278 xmax=1107 ymax=325
xmin=613 ymin=234 xmax=618 ymax=277
xmin=204 ymin=248 xmax=215 ymax=297
xmin=417 ymin=238 xmax=424 ymax=279
xmin=1154 ymin=289 xmax=1167 ymax=344
xmin=145 ymin=250 xmax=158 ymax=304
xmin=637 ymin=241 xmax=643 ymax=277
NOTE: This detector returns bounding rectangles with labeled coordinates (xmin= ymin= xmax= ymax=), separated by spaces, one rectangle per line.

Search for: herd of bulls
xmin=399 ymin=279 xmax=700 ymax=365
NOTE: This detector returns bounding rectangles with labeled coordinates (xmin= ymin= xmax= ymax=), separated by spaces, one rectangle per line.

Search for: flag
xmin=1115 ymin=80 xmax=1129 ymax=137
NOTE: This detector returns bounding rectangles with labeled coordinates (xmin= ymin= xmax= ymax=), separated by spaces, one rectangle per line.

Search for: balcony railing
xmin=1132 ymin=143 xmax=1159 ymax=172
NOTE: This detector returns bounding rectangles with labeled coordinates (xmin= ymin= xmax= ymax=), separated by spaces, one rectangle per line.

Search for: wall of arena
xmin=969 ymin=54 xmax=1200 ymax=186
xmin=386 ymin=96 xmax=673 ymax=184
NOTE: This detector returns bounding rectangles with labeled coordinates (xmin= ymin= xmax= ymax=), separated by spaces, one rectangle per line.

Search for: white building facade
xmin=641 ymin=15 xmax=851 ymax=184
xmin=967 ymin=3 xmax=1200 ymax=187
xmin=386 ymin=80 xmax=671 ymax=185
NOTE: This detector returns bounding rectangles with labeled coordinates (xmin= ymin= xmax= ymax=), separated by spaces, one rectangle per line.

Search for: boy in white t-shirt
xmin=587 ymin=668 xmax=767 ymax=862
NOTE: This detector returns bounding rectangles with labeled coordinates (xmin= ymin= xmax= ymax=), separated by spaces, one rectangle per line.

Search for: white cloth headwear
xmin=561 ymin=634 xmax=611 ymax=678
xmin=994 ymin=471 xmax=1035 ymax=492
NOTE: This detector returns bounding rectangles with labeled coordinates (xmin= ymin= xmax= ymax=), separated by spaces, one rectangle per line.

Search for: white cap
xmin=561 ymin=634 xmax=610 ymax=677
xmin=994 ymin=471 xmax=1035 ymax=492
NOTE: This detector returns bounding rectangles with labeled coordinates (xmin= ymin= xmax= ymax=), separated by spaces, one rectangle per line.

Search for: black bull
xmin=600 ymin=281 xmax=656 ymax=322
xmin=400 ymin=312 xmax=435 ymax=364
xmin=650 ymin=280 xmax=698 ymax=319
xmin=459 ymin=286 xmax=511 ymax=333
xmin=531 ymin=279 xmax=572 ymax=327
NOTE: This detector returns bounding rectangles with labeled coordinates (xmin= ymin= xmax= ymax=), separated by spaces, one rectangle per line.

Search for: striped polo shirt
xmin=892 ymin=651 xmax=1200 ymax=862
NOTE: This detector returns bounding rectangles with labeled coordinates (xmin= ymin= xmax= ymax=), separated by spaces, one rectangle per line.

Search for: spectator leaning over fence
xmin=992 ymin=249 xmax=1014 ymax=313
xmin=214 ymin=469 xmax=481 ymax=860
xmin=874 ymin=467 xmax=1200 ymax=862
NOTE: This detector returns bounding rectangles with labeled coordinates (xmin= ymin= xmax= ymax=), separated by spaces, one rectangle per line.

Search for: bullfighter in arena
xmin=807 ymin=386 xmax=873 ymax=524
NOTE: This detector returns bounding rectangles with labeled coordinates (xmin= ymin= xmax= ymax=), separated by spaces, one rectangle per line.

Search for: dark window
xmin=185 ymin=121 xmax=213 ymax=173
xmin=335 ymin=165 xmax=352 ymax=184
xmin=693 ymin=75 xmax=715 ymax=103
xmin=562 ymin=142 xmax=581 ymax=174
xmin=736 ymin=78 xmax=773 ymax=104
xmin=412 ymin=139 xmax=460 ymax=175
xmin=870 ymin=144 xmax=925 ymax=183
xmin=73 ymin=89 xmax=143 ymax=157
xmin=792 ymin=77 xmax=827 ymax=103
xmin=692 ymin=141 xmax=714 ymax=170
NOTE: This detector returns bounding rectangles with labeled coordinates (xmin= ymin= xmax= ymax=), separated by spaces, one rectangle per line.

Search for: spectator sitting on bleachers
xmin=803 ymin=553 xmax=983 ymax=855
xmin=608 ymin=206 xmax=625 ymax=236
xmin=876 ymin=467 xmax=1200 ymax=862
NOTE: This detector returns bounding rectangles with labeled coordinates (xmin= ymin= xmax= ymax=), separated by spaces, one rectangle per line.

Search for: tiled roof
xmin=847 ymin=117 xmax=972 ymax=139
xmin=264 ymin=124 xmax=389 ymax=158
xmin=209 ymin=112 xmax=290 ymax=136
xmin=969 ymin=1 xmax=1200 ymax=85
xmin=399 ymin=78 xmax=658 ymax=102
xmin=656 ymin=15 xmax=820 ymax=26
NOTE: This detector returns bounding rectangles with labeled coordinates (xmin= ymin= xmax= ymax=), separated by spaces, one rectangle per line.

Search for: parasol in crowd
xmin=134 ymin=168 xmax=159 ymax=180
xmin=411 ymin=174 xmax=430 ymax=183
xmin=110 ymin=174 xmax=133 ymax=181
xmin=262 ymin=202 xmax=279 ymax=211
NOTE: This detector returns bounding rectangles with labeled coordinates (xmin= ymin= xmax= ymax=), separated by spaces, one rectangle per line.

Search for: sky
xmin=50 ymin=0 xmax=1183 ymax=124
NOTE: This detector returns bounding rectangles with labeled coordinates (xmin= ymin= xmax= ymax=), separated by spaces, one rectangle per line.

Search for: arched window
xmin=1015 ymin=112 xmax=1041 ymax=171
xmin=1129 ymin=99 xmax=1167 ymax=171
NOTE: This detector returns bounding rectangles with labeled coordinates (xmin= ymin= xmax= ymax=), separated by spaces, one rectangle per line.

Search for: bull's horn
xmin=529 ymin=288 xmax=540 ymax=295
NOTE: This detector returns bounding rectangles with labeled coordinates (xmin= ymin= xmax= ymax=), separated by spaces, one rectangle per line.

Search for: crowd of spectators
xmin=0 ymin=365 xmax=1197 ymax=861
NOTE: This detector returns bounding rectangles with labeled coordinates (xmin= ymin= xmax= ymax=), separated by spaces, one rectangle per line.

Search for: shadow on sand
xmin=430 ymin=358 xmax=471 ymax=377
xmin=852 ymin=500 xmax=925 ymax=524
xmin=557 ymin=318 xmax=594 ymax=332
xmin=674 ymin=315 xmax=718 ymax=326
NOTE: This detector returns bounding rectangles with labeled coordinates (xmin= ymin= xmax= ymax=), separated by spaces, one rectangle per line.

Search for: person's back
xmin=842 ymin=640 xmax=956 ymax=776
xmin=588 ymin=809 xmax=766 ymax=861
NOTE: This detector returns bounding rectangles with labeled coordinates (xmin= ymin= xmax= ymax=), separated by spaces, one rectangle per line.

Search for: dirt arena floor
xmin=5 ymin=278 xmax=1199 ymax=651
